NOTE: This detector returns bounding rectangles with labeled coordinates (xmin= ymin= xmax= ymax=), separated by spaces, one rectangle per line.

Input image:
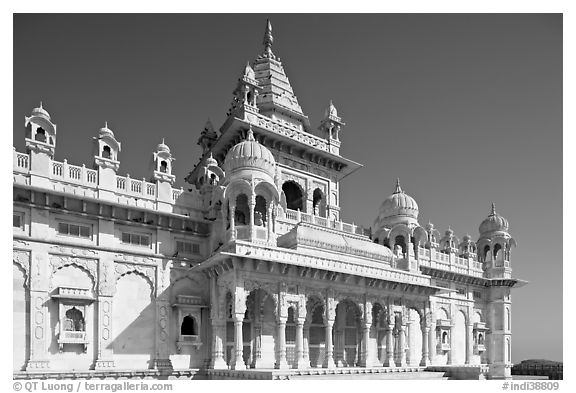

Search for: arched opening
xmin=235 ymin=194 xmax=249 ymax=225
xmin=494 ymin=243 xmax=502 ymax=259
xmin=35 ymin=127 xmax=46 ymax=142
xmin=478 ymin=333 xmax=484 ymax=345
xmin=254 ymin=195 xmax=267 ymax=226
xmin=210 ymin=173 xmax=216 ymax=185
xmin=307 ymin=298 xmax=325 ymax=368
xmin=285 ymin=307 xmax=297 ymax=367
xmin=442 ymin=331 xmax=448 ymax=344
xmin=335 ymin=300 xmax=360 ymax=367
xmin=160 ymin=160 xmax=168 ymax=173
xmin=452 ymin=311 xmax=467 ymax=364
xmin=394 ymin=235 xmax=406 ymax=255
xmin=372 ymin=303 xmax=387 ymax=366
xmin=181 ymin=315 xmax=197 ymax=336
xmin=64 ymin=307 xmax=85 ymax=332
xmin=312 ymin=188 xmax=326 ymax=217
xmin=247 ymin=91 xmax=253 ymax=105
xmin=483 ymin=245 xmax=490 ymax=261
xmin=506 ymin=307 xmax=511 ymax=331
xmin=407 ymin=309 xmax=423 ymax=366
xmin=282 ymin=181 xmax=304 ymax=211
xmin=102 ymin=145 xmax=111 ymax=159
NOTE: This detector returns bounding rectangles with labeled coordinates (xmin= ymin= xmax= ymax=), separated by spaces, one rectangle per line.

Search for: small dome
xmin=445 ymin=227 xmax=454 ymax=236
xmin=31 ymin=102 xmax=50 ymax=120
xmin=376 ymin=179 xmax=419 ymax=228
xmin=99 ymin=122 xmax=115 ymax=138
xmin=479 ymin=203 xmax=509 ymax=236
xmin=205 ymin=152 xmax=218 ymax=167
xmin=157 ymin=139 xmax=170 ymax=154
xmin=462 ymin=233 xmax=471 ymax=242
xmin=425 ymin=221 xmax=435 ymax=231
xmin=224 ymin=127 xmax=276 ymax=179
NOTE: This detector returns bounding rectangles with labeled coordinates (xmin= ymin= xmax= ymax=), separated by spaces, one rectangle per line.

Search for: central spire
xmin=394 ymin=178 xmax=403 ymax=194
xmin=263 ymin=19 xmax=274 ymax=58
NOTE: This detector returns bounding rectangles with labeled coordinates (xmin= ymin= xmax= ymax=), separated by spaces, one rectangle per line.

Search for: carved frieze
xmin=114 ymin=253 xmax=156 ymax=266
xmin=13 ymin=250 xmax=30 ymax=287
xmin=98 ymin=259 xmax=116 ymax=296
xmin=50 ymin=246 xmax=97 ymax=257
xmin=114 ymin=262 xmax=156 ymax=295
xmin=281 ymin=171 xmax=307 ymax=192
xmin=49 ymin=255 xmax=98 ymax=291
xmin=13 ymin=240 xmax=29 ymax=249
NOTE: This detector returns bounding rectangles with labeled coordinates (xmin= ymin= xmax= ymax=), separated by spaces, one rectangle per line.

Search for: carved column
xmin=267 ymin=202 xmax=274 ymax=242
xmin=276 ymin=318 xmax=289 ymax=369
xmin=95 ymin=254 xmax=116 ymax=370
xmin=398 ymin=325 xmax=407 ymax=366
xmin=232 ymin=314 xmax=246 ymax=370
xmin=385 ymin=323 xmax=395 ymax=367
xmin=230 ymin=202 xmax=236 ymax=241
xmin=303 ymin=323 xmax=310 ymax=367
xmin=323 ymin=320 xmax=335 ymax=368
xmin=446 ymin=326 xmax=453 ymax=365
xmin=209 ymin=276 xmax=227 ymax=369
xmin=294 ymin=318 xmax=307 ymax=369
xmin=248 ymin=192 xmax=255 ymax=238
xmin=421 ymin=319 xmax=430 ymax=366
xmin=359 ymin=322 xmax=371 ymax=367
xmin=26 ymin=249 xmax=50 ymax=371
xmin=466 ymin=323 xmax=474 ymax=364
xmin=405 ymin=318 xmax=412 ymax=365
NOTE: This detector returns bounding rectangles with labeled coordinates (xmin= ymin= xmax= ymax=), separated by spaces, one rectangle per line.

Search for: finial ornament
xmin=263 ymin=19 xmax=274 ymax=57
xmin=490 ymin=203 xmax=497 ymax=216
xmin=105 ymin=121 xmax=108 ymax=129
xmin=246 ymin=126 xmax=255 ymax=141
xmin=39 ymin=101 xmax=43 ymax=109
xmin=394 ymin=178 xmax=403 ymax=194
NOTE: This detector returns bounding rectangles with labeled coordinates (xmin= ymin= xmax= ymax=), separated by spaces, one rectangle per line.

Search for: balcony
xmin=58 ymin=330 xmax=88 ymax=352
xmin=280 ymin=208 xmax=370 ymax=237
xmin=176 ymin=334 xmax=202 ymax=352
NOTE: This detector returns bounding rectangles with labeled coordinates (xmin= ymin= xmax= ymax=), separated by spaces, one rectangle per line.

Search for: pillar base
xmin=420 ymin=358 xmax=431 ymax=367
xmin=26 ymin=359 xmax=50 ymax=371
xmin=323 ymin=357 xmax=336 ymax=369
xmin=210 ymin=357 xmax=228 ymax=370
xmin=95 ymin=359 xmax=115 ymax=370
xmin=294 ymin=357 xmax=309 ymax=369
xmin=232 ymin=361 xmax=246 ymax=371
xmin=276 ymin=360 xmax=289 ymax=370
xmin=384 ymin=357 xmax=395 ymax=367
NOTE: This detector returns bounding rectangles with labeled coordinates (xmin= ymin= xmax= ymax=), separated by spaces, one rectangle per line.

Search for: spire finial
xmin=490 ymin=202 xmax=496 ymax=216
xmin=39 ymin=101 xmax=43 ymax=109
xmin=246 ymin=125 xmax=255 ymax=141
xmin=105 ymin=121 xmax=108 ymax=129
xmin=263 ymin=19 xmax=274 ymax=56
xmin=394 ymin=178 xmax=403 ymax=194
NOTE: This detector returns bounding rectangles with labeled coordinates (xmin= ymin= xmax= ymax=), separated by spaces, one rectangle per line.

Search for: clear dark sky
xmin=13 ymin=14 xmax=562 ymax=362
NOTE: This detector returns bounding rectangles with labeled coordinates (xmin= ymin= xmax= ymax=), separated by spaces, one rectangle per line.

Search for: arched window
xmin=210 ymin=174 xmax=216 ymax=185
xmin=483 ymin=245 xmax=490 ymax=261
xmin=312 ymin=188 xmax=326 ymax=217
xmin=494 ymin=243 xmax=502 ymax=259
xmin=64 ymin=307 xmax=85 ymax=332
xmin=102 ymin=145 xmax=111 ymax=159
xmin=506 ymin=308 xmax=511 ymax=331
xmin=282 ymin=181 xmax=304 ymax=211
xmin=181 ymin=315 xmax=197 ymax=336
xmin=235 ymin=194 xmax=249 ymax=225
xmin=442 ymin=331 xmax=448 ymax=344
xmin=478 ymin=333 xmax=484 ymax=345
xmin=160 ymin=160 xmax=168 ymax=173
xmin=35 ymin=128 xmax=46 ymax=142
xmin=394 ymin=235 xmax=406 ymax=254
xmin=254 ymin=195 xmax=267 ymax=226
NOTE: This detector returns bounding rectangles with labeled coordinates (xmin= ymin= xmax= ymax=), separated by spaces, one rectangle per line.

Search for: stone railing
xmin=115 ymin=175 xmax=157 ymax=199
xmin=13 ymin=150 xmax=30 ymax=172
xmin=254 ymin=114 xmax=329 ymax=153
xmin=418 ymin=246 xmax=484 ymax=277
xmin=51 ymin=159 xmax=98 ymax=185
xmin=280 ymin=208 xmax=370 ymax=237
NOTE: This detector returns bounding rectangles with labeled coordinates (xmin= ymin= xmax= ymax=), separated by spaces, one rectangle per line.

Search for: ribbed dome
xmin=377 ymin=179 xmax=419 ymax=227
xmin=157 ymin=139 xmax=170 ymax=154
xmin=205 ymin=152 xmax=218 ymax=167
xmin=224 ymin=127 xmax=276 ymax=178
xmin=479 ymin=203 xmax=509 ymax=235
xmin=31 ymin=103 xmax=50 ymax=120
xmin=99 ymin=122 xmax=115 ymax=138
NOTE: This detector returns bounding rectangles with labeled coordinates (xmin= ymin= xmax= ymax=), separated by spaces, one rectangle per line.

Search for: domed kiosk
xmin=222 ymin=126 xmax=279 ymax=245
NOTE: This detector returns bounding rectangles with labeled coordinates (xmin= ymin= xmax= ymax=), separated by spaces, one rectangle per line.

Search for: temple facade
xmin=12 ymin=21 xmax=524 ymax=380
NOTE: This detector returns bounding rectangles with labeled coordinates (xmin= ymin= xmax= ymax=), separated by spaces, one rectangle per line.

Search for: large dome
xmin=376 ymin=179 xmax=419 ymax=228
xmin=479 ymin=203 xmax=509 ymax=236
xmin=223 ymin=127 xmax=276 ymax=179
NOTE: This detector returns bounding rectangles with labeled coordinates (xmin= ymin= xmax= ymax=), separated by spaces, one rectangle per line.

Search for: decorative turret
xmin=152 ymin=139 xmax=175 ymax=184
xmin=458 ymin=234 xmax=477 ymax=258
xmin=318 ymin=100 xmax=345 ymax=155
xmin=221 ymin=126 xmax=279 ymax=246
xmin=228 ymin=61 xmax=262 ymax=117
xmin=425 ymin=221 xmax=441 ymax=249
xmin=439 ymin=227 xmax=459 ymax=254
xmin=93 ymin=122 xmax=121 ymax=192
xmin=477 ymin=203 xmax=516 ymax=278
xmin=25 ymin=102 xmax=57 ymax=159
xmin=197 ymin=119 xmax=218 ymax=155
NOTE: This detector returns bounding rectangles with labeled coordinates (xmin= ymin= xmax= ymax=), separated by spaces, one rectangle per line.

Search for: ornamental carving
xmin=281 ymin=172 xmax=306 ymax=192
xmin=114 ymin=262 xmax=156 ymax=295
xmin=13 ymin=240 xmax=29 ymax=249
xmin=50 ymin=246 xmax=97 ymax=257
xmin=114 ymin=253 xmax=156 ymax=265
xmin=50 ymin=255 xmax=98 ymax=291
xmin=99 ymin=259 xmax=116 ymax=296
xmin=13 ymin=250 xmax=30 ymax=287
